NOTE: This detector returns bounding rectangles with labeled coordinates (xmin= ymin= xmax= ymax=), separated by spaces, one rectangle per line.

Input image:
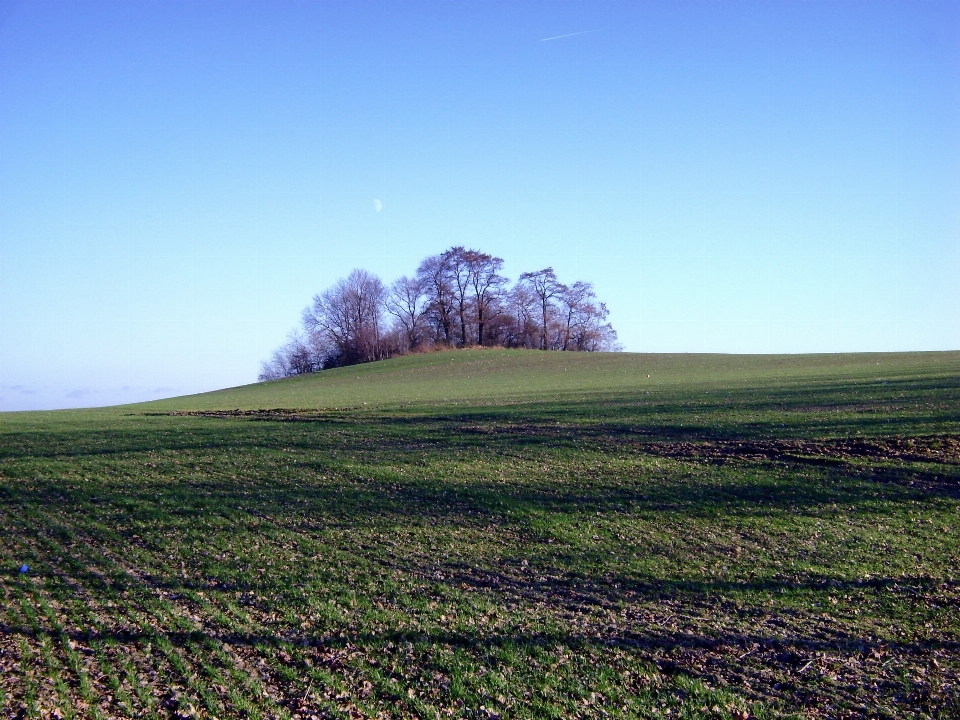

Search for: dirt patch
xmin=157 ymin=408 xmax=358 ymax=421
xmin=643 ymin=435 xmax=960 ymax=466
xmin=162 ymin=409 xmax=960 ymax=466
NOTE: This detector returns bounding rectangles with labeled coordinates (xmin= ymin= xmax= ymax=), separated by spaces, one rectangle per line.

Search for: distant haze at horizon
xmin=1 ymin=0 xmax=958 ymax=411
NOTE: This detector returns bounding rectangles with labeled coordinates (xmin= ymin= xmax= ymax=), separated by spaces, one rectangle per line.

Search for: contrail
xmin=539 ymin=30 xmax=597 ymax=42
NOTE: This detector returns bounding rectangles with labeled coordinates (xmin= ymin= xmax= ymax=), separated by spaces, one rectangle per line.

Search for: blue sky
xmin=1 ymin=0 xmax=957 ymax=411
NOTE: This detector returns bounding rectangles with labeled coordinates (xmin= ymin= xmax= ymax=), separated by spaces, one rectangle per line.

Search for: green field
xmin=1 ymin=349 xmax=958 ymax=719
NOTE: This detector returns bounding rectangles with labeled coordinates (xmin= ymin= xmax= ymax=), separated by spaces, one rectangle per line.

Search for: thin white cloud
xmin=0 ymin=386 xmax=37 ymax=395
xmin=66 ymin=387 xmax=95 ymax=399
xmin=539 ymin=30 xmax=597 ymax=42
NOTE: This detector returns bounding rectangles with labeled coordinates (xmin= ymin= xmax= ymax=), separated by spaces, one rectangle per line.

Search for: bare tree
xmin=565 ymin=294 xmax=618 ymax=351
xmin=416 ymin=253 xmax=455 ymax=345
xmin=443 ymin=247 xmax=473 ymax=347
xmin=303 ymin=269 xmax=387 ymax=367
xmin=518 ymin=268 xmax=563 ymax=351
xmin=258 ymin=329 xmax=328 ymax=380
xmin=558 ymin=281 xmax=596 ymax=351
xmin=385 ymin=275 xmax=429 ymax=351
xmin=258 ymin=344 xmax=295 ymax=381
xmin=505 ymin=283 xmax=539 ymax=349
xmin=466 ymin=250 xmax=507 ymax=346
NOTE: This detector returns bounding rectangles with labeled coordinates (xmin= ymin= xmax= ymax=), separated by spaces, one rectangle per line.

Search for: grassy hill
xmin=1 ymin=350 xmax=958 ymax=718
xmin=143 ymin=348 xmax=960 ymax=414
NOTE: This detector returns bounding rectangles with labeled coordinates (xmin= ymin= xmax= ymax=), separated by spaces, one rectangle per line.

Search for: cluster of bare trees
xmin=259 ymin=247 xmax=618 ymax=380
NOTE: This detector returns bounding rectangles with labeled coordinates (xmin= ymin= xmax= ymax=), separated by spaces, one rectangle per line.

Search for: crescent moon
xmin=373 ymin=199 xmax=382 ymax=212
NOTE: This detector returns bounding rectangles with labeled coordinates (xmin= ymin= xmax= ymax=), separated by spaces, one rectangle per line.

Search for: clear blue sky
xmin=1 ymin=0 xmax=957 ymax=411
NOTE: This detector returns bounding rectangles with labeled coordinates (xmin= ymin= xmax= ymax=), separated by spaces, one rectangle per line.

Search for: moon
xmin=373 ymin=199 xmax=382 ymax=212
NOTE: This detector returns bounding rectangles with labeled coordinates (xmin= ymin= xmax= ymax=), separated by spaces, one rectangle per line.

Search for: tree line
xmin=259 ymin=247 xmax=619 ymax=380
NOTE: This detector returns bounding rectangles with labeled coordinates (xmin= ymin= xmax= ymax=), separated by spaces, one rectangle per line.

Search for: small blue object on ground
xmin=19 ymin=565 xmax=29 ymax=573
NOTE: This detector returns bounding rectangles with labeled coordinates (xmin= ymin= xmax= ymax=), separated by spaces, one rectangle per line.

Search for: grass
xmin=0 ymin=349 xmax=958 ymax=719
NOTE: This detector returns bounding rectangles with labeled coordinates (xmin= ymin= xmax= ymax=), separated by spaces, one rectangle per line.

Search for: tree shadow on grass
xmin=1 ymin=438 xmax=956 ymax=540
xmin=2 ymin=369 xmax=959 ymax=461
xmin=0 ymin=471 xmax=951 ymax=537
